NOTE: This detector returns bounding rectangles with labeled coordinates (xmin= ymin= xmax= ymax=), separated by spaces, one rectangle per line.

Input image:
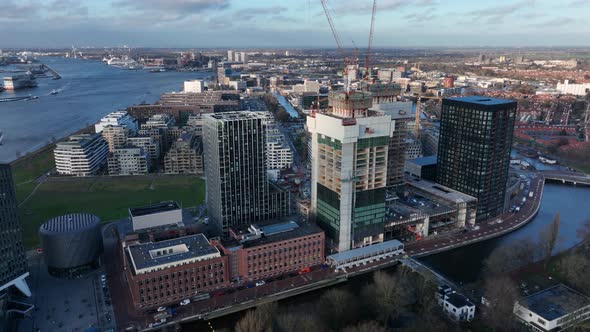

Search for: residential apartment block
xmin=107 ymin=146 xmax=150 ymax=175
xmin=164 ymin=133 xmax=203 ymax=175
xmin=54 ymin=134 xmax=109 ymax=176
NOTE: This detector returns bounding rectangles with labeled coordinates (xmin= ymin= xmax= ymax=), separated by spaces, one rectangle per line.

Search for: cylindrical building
xmin=39 ymin=213 xmax=103 ymax=277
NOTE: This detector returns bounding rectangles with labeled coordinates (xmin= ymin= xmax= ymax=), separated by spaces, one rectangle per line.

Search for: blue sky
xmin=1 ymin=0 xmax=589 ymax=48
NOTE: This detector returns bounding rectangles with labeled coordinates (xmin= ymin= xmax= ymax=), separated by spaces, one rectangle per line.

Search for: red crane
xmin=364 ymin=0 xmax=377 ymax=80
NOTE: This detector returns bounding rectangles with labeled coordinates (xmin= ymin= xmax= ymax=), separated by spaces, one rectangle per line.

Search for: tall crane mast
xmin=364 ymin=0 xmax=377 ymax=80
xmin=319 ymin=0 xmax=352 ymax=94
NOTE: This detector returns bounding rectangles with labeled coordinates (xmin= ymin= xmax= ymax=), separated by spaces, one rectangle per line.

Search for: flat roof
xmin=227 ymin=220 xmax=323 ymax=249
xmin=445 ymin=96 xmax=516 ymax=106
xmin=127 ymin=234 xmax=218 ymax=270
xmin=519 ymin=284 xmax=590 ymax=321
xmin=446 ymin=292 xmax=473 ymax=308
xmin=129 ymin=201 xmax=180 ymax=217
xmin=407 ymin=155 xmax=438 ymax=167
xmin=405 ymin=175 xmax=477 ymax=204
xmin=327 ymin=239 xmax=403 ymax=264
xmin=260 ymin=221 xmax=299 ymax=236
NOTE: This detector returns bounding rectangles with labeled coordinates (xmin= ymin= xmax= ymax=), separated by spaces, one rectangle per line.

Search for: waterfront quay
xmin=106 ymin=173 xmax=547 ymax=331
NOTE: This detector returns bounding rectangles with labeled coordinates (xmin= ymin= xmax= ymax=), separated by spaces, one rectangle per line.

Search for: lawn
xmin=18 ymin=175 xmax=205 ymax=249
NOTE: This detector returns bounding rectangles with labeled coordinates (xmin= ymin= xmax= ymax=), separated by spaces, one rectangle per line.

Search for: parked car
xmin=157 ymin=307 xmax=166 ymax=312
xmin=180 ymin=299 xmax=190 ymax=306
xmin=298 ymin=267 xmax=311 ymax=275
xmin=255 ymin=280 xmax=266 ymax=287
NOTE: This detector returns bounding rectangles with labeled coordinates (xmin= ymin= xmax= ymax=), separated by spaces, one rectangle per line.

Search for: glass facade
xmin=436 ymin=97 xmax=516 ymax=222
xmin=0 ymin=164 xmax=27 ymax=290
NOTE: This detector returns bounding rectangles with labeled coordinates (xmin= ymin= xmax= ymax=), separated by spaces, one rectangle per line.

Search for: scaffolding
xmin=328 ymin=91 xmax=373 ymax=118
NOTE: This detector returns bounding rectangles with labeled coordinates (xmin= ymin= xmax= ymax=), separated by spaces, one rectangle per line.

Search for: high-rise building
xmin=240 ymin=51 xmax=248 ymax=64
xmin=436 ymin=96 xmax=516 ymax=222
xmin=0 ymin=164 xmax=30 ymax=297
xmin=54 ymin=134 xmax=109 ymax=176
xmin=308 ymin=91 xmax=392 ymax=252
xmin=227 ymin=50 xmax=234 ymax=62
xmin=203 ymin=112 xmax=290 ymax=234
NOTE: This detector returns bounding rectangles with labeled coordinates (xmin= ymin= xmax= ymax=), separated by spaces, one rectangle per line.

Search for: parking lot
xmin=16 ymin=253 xmax=116 ymax=332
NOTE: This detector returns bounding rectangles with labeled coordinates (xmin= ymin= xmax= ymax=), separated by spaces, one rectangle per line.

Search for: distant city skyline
xmin=1 ymin=0 xmax=589 ymax=48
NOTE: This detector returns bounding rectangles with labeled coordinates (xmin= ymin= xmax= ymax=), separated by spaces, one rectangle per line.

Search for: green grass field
xmin=18 ymin=175 xmax=205 ymax=249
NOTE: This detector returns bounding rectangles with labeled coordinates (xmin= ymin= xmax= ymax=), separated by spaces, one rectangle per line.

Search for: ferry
xmin=3 ymin=74 xmax=37 ymax=90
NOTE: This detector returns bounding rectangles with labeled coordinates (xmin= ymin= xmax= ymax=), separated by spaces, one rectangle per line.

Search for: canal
xmin=185 ymin=182 xmax=590 ymax=330
xmin=273 ymin=93 xmax=300 ymax=119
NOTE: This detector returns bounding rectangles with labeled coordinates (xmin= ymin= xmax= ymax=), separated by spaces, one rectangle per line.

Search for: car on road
xmin=157 ymin=306 xmax=166 ymax=312
xmin=255 ymin=280 xmax=266 ymax=287
xmin=180 ymin=299 xmax=190 ymax=306
xmin=298 ymin=267 xmax=311 ymax=275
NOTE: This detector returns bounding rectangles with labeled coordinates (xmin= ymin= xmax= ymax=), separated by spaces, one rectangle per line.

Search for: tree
xmin=559 ymin=253 xmax=590 ymax=293
xmin=577 ymin=219 xmax=590 ymax=251
xmin=274 ymin=311 xmax=324 ymax=332
xmin=342 ymin=321 xmax=387 ymax=332
xmin=362 ymin=269 xmax=414 ymax=325
xmin=318 ymin=288 xmax=358 ymax=331
xmin=540 ymin=212 xmax=561 ymax=269
xmin=482 ymin=275 xmax=520 ymax=331
xmin=484 ymin=238 xmax=541 ymax=276
xmin=235 ymin=302 xmax=276 ymax=332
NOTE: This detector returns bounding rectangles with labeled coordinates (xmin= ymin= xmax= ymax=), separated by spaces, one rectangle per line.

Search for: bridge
xmin=399 ymin=257 xmax=459 ymax=289
xmin=539 ymin=170 xmax=590 ymax=186
xmin=39 ymin=64 xmax=61 ymax=80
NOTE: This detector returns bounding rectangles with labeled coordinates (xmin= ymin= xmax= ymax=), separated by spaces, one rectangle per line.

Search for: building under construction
xmin=361 ymin=82 xmax=402 ymax=105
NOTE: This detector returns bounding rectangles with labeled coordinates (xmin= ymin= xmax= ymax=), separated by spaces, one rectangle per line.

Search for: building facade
xmin=307 ymin=91 xmax=391 ymax=252
xmin=164 ymin=133 xmax=203 ymax=175
xmin=203 ymin=112 xmax=290 ymax=234
xmin=101 ymin=125 xmax=129 ymax=152
xmin=107 ymin=146 xmax=150 ymax=175
xmin=127 ymin=136 xmax=161 ymax=162
xmin=0 ymin=164 xmax=30 ymax=297
xmin=124 ymin=234 xmax=229 ymax=309
xmin=436 ymin=96 xmax=516 ymax=222
xmin=54 ymin=134 xmax=109 ymax=176
xmin=95 ymin=111 xmax=138 ymax=134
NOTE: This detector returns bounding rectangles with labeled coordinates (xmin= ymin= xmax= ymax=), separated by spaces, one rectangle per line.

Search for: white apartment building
xmin=556 ymin=80 xmax=590 ymax=96
xmin=441 ymin=292 xmax=476 ymax=321
xmin=107 ymin=146 xmax=150 ymax=175
xmin=54 ymin=134 xmax=109 ymax=176
xmin=514 ymin=284 xmax=590 ymax=332
xmin=143 ymin=114 xmax=175 ymax=129
xmin=266 ymin=139 xmax=293 ymax=170
xmin=184 ymin=80 xmax=204 ymax=93
xmin=127 ymin=136 xmax=161 ymax=162
xmin=94 ymin=111 xmax=138 ymax=134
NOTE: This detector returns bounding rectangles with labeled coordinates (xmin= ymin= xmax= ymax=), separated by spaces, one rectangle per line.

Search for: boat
xmin=50 ymin=89 xmax=58 ymax=95
xmin=2 ymin=74 xmax=37 ymax=90
xmin=0 ymin=131 xmax=4 ymax=145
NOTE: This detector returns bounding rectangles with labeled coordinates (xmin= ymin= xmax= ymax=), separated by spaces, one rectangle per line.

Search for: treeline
xmin=261 ymin=93 xmax=291 ymax=123
xmin=227 ymin=266 xmax=464 ymax=332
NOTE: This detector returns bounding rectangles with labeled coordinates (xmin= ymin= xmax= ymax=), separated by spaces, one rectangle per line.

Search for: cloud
xmin=527 ymin=17 xmax=574 ymax=28
xmin=568 ymin=0 xmax=589 ymax=6
xmin=112 ymin=0 xmax=230 ymax=15
xmin=466 ymin=0 xmax=536 ymax=24
xmin=330 ymin=0 xmax=436 ymax=15
xmin=0 ymin=1 xmax=41 ymax=20
xmin=233 ymin=6 xmax=288 ymax=21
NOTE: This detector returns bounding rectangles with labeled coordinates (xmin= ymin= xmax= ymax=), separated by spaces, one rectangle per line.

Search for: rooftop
xmin=205 ymin=111 xmax=265 ymax=122
xmin=405 ymin=175 xmax=477 ymax=204
xmin=56 ymin=134 xmax=102 ymax=148
xmin=445 ymin=95 xmax=516 ymax=106
xmin=519 ymin=284 xmax=590 ymax=322
xmin=127 ymin=234 xmax=219 ymax=271
xmin=129 ymin=201 xmax=180 ymax=217
xmin=446 ymin=292 xmax=474 ymax=309
xmin=327 ymin=239 xmax=403 ymax=264
xmin=40 ymin=213 xmax=100 ymax=234
xmin=227 ymin=220 xmax=323 ymax=249
xmin=407 ymin=155 xmax=438 ymax=167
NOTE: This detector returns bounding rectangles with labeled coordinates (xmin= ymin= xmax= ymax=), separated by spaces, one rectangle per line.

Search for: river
xmin=0 ymin=57 xmax=213 ymax=163
xmin=273 ymin=93 xmax=300 ymax=119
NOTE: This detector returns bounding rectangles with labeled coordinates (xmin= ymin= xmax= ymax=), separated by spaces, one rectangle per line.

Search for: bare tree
xmin=482 ymin=275 xmax=520 ymax=331
xmin=235 ymin=302 xmax=276 ymax=332
xmin=560 ymin=254 xmax=590 ymax=293
xmin=342 ymin=321 xmax=387 ymax=332
xmin=318 ymin=288 xmax=358 ymax=331
xmin=540 ymin=212 xmax=561 ymax=269
xmin=274 ymin=311 xmax=324 ymax=332
xmin=484 ymin=237 xmax=541 ymax=276
xmin=576 ymin=219 xmax=590 ymax=250
xmin=362 ymin=268 xmax=414 ymax=325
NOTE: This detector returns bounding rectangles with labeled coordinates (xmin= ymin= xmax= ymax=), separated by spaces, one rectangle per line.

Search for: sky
xmin=1 ymin=0 xmax=589 ymax=48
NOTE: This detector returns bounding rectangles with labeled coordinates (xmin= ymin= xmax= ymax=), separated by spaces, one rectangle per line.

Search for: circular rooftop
xmin=40 ymin=213 xmax=101 ymax=234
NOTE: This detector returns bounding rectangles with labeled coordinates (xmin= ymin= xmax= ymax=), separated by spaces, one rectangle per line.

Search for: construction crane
xmin=364 ymin=0 xmax=377 ymax=81
xmin=319 ymin=0 xmax=353 ymax=94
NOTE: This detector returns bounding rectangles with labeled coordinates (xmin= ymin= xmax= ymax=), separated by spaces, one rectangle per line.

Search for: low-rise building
xmin=143 ymin=114 xmax=176 ymax=129
xmin=266 ymin=139 xmax=292 ymax=170
xmin=219 ymin=220 xmax=325 ymax=283
xmin=124 ymin=234 xmax=229 ymax=309
xmin=107 ymin=146 xmax=150 ymax=175
xmin=405 ymin=155 xmax=437 ymax=182
xmin=54 ymin=134 xmax=109 ymax=176
xmin=513 ymin=284 xmax=590 ymax=332
xmin=129 ymin=201 xmax=183 ymax=232
xmin=164 ymin=133 xmax=203 ymax=175
xmin=438 ymin=288 xmax=476 ymax=322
